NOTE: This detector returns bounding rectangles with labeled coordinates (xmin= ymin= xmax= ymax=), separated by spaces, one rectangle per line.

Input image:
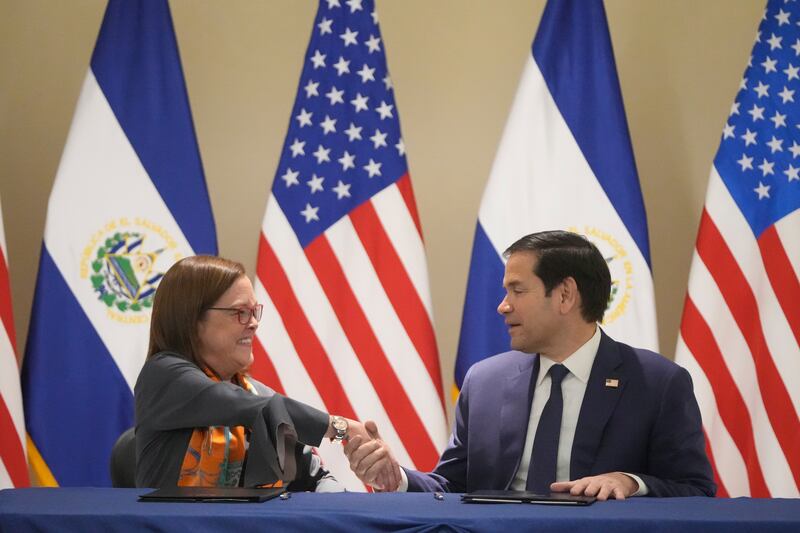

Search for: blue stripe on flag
xmin=90 ymin=0 xmax=217 ymax=254
xmin=454 ymin=223 xmax=508 ymax=389
xmin=531 ymin=0 xmax=651 ymax=266
xmin=22 ymin=247 xmax=133 ymax=487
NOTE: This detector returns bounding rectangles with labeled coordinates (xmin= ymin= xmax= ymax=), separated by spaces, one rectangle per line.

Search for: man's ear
xmin=558 ymin=277 xmax=580 ymax=314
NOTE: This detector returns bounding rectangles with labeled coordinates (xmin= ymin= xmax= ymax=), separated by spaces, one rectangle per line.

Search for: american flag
xmin=250 ymin=0 xmax=447 ymax=490
xmin=675 ymin=0 xmax=799 ymax=498
xmin=0 ymin=198 xmax=28 ymax=488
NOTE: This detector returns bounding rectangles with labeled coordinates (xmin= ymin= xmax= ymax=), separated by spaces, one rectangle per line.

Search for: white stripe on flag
xmin=43 ymin=71 xmax=196 ymax=391
xmin=478 ymin=56 xmax=657 ymax=351
xmin=254 ymin=279 xmax=324 ymax=407
xmin=259 ymin=197 xmax=414 ymax=466
xmin=0 ymin=197 xmax=26 ymax=489
xmin=676 ymin=166 xmax=800 ymax=497
xmin=326 ymin=212 xmax=448 ymax=449
xmin=371 ymin=185 xmax=435 ymax=318
xmin=0 ymin=203 xmax=7 ymax=259
xmin=254 ymin=279 xmax=366 ymax=490
xmin=314 ymin=439 xmax=365 ymax=490
xmin=0 ymin=459 xmax=11 ymax=490
xmin=704 ymin=169 xmax=800 ymax=409
xmin=0 ymin=327 xmax=24 ymax=448
xmin=686 ymin=248 xmax=795 ymax=495
xmin=675 ymin=336 xmax=751 ymax=497
xmin=775 ymin=212 xmax=800 ymax=282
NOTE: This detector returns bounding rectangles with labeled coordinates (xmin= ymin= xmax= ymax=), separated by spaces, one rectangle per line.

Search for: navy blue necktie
xmin=526 ymin=364 xmax=569 ymax=493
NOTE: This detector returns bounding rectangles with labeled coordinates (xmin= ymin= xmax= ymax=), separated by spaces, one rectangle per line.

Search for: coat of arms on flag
xmin=22 ymin=0 xmax=216 ymax=487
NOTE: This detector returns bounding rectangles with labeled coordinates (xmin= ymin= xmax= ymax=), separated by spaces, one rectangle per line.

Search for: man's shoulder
xmin=468 ymin=350 xmax=534 ymax=379
xmin=603 ymin=334 xmax=684 ymax=378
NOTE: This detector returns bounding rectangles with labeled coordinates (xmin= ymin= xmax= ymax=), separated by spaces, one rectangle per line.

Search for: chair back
xmin=109 ymin=427 xmax=136 ymax=488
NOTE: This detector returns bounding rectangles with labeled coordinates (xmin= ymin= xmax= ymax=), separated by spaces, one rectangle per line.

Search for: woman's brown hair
xmin=147 ymin=255 xmax=246 ymax=365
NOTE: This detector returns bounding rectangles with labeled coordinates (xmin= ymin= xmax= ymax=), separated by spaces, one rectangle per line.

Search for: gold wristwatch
xmin=331 ymin=415 xmax=348 ymax=442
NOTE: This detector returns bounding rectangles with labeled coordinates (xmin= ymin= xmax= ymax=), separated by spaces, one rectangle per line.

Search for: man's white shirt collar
xmin=537 ymin=326 xmax=601 ymax=385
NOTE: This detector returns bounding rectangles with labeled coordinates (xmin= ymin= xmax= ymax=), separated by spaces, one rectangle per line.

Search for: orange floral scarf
xmin=177 ymin=368 xmax=282 ymax=488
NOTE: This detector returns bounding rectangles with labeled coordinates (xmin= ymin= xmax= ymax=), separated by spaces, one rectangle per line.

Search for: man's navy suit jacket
xmin=405 ymin=331 xmax=716 ymax=497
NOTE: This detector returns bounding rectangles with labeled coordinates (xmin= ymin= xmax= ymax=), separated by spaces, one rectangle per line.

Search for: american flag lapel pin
xmin=605 ymin=378 xmax=619 ymax=388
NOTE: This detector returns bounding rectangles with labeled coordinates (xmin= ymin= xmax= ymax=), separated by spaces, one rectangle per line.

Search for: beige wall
xmin=0 ymin=0 xmax=763 ymax=402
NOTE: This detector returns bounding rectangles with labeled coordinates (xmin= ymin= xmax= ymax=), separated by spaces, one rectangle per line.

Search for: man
xmin=347 ymin=231 xmax=715 ymax=499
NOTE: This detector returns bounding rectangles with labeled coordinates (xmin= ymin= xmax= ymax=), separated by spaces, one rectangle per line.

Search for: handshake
xmin=334 ymin=418 xmax=402 ymax=491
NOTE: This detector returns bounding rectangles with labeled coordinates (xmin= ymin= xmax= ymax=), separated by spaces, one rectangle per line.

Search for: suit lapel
xmin=570 ymin=331 xmax=626 ymax=479
xmin=498 ymin=355 xmax=538 ymax=489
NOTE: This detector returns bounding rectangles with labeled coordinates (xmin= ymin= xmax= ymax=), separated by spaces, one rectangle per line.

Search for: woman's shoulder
xmin=145 ymin=351 xmax=196 ymax=369
xmin=147 ymin=350 xmax=179 ymax=361
xmin=136 ymin=351 xmax=201 ymax=389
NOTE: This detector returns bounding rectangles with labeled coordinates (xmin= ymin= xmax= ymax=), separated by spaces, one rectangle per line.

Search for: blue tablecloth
xmin=1 ymin=488 xmax=799 ymax=532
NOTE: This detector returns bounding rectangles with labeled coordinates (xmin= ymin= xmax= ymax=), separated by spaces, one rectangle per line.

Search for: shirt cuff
xmin=622 ymin=472 xmax=649 ymax=496
xmin=397 ymin=467 xmax=409 ymax=492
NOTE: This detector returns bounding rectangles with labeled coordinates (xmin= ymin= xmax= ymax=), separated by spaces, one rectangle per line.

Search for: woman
xmin=134 ymin=255 xmax=370 ymax=490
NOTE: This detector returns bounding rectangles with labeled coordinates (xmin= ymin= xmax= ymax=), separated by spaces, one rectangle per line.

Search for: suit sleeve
xmin=248 ymin=378 xmax=329 ymax=446
xmin=404 ymin=366 xmax=473 ymax=492
xmin=136 ymin=355 xmax=271 ymax=430
xmin=276 ymin=395 xmax=329 ymax=446
xmin=636 ymin=366 xmax=716 ymax=497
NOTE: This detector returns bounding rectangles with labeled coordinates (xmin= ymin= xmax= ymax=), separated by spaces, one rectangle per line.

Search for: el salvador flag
xmin=22 ymin=0 xmax=216 ymax=486
xmin=454 ymin=0 xmax=658 ymax=394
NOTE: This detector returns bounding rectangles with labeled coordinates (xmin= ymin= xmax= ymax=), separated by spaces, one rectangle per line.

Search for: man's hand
xmin=550 ymin=472 xmax=638 ymax=500
xmin=343 ymin=420 xmax=401 ymax=491
xmin=343 ymin=418 xmax=368 ymax=442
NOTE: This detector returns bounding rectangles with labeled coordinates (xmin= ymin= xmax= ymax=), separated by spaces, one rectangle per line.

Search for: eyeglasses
xmin=207 ymin=304 xmax=264 ymax=325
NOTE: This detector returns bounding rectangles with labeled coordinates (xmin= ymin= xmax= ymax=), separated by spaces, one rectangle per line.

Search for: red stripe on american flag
xmin=696 ymin=210 xmax=800 ymax=487
xmin=0 ymin=250 xmax=17 ymax=354
xmin=250 ymin=336 xmax=285 ymax=395
xmin=395 ymin=174 xmax=422 ymax=239
xmin=680 ymin=295 xmax=770 ymax=497
xmin=758 ymin=226 xmax=800 ymax=346
xmin=256 ymin=234 xmax=356 ymax=419
xmin=305 ymin=235 xmax=439 ymax=469
xmin=703 ymin=428 xmax=729 ymax=498
xmin=0 ymin=396 xmax=28 ymax=487
xmin=349 ymin=200 xmax=444 ymax=408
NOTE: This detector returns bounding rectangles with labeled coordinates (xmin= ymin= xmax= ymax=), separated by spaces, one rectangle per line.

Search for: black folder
xmin=461 ymin=490 xmax=596 ymax=505
xmin=139 ymin=486 xmax=285 ymax=503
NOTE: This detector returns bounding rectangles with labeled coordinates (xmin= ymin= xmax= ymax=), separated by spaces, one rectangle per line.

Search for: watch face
xmin=333 ymin=417 xmax=348 ymax=431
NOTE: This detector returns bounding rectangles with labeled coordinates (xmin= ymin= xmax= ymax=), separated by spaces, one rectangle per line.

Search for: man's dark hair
xmin=504 ymin=230 xmax=611 ymax=323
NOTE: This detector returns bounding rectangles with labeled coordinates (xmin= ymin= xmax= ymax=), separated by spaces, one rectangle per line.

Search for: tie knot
xmin=549 ymin=364 xmax=569 ymax=385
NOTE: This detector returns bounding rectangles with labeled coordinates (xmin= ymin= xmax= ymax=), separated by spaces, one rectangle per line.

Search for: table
xmin=1 ymin=488 xmax=798 ymax=532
